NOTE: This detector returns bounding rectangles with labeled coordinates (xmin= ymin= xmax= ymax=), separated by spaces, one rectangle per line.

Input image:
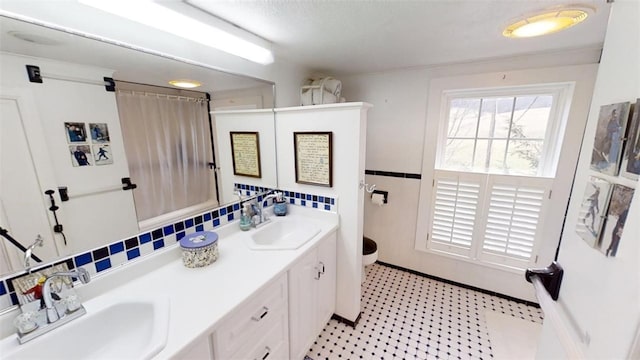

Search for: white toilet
xmin=362 ymin=237 xmax=378 ymax=283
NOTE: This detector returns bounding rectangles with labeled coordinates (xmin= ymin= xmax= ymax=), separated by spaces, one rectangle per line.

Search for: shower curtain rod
xmin=116 ymin=89 xmax=209 ymax=102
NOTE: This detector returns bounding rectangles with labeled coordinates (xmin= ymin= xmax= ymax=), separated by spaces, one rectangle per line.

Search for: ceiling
xmin=187 ymin=0 xmax=611 ymax=74
xmin=0 ymin=16 xmax=272 ymax=93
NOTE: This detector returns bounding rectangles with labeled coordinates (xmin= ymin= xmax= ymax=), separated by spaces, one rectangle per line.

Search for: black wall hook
xmin=44 ymin=189 xmax=67 ymax=245
xmin=121 ymin=177 xmax=137 ymax=191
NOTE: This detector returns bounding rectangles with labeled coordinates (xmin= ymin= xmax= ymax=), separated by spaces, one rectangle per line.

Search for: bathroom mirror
xmin=0 ymin=15 xmax=276 ymax=276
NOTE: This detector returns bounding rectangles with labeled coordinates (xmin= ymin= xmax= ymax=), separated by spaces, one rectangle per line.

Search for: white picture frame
xmin=590 ymin=102 xmax=631 ymax=176
xmin=576 ymin=176 xmax=612 ymax=247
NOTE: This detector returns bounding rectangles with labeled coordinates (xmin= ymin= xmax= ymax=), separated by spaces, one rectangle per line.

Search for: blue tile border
xmin=74 ymin=252 xmax=92 ymax=267
xmin=95 ymin=258 xmax=112 ymax=273
xmin=109 ymin=242 xmax=124 ymax=255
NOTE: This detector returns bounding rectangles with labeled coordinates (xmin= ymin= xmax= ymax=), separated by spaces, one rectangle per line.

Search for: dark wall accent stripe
xmin=376 ymin=261 xmax=540 ymax=308
xmin=365 ymin=169 xmax=422 ymax=179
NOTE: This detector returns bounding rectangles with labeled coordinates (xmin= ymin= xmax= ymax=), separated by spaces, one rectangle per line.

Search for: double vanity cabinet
xmin=181 ymin=230 xmax=337 ymax=360
xmin=0 ymin=205 xmax=340 ymax=360
xmin=177 ymin=232 xmax=336 ymax=360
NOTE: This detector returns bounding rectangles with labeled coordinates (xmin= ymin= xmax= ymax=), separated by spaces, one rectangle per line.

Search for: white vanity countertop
xmin=0 ymin=205 xmax=338 ymax=359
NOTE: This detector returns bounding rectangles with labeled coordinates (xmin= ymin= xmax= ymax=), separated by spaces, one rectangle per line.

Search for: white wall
xmin=342 ymin=49 xmax=600 ymax=301
xmin=213 ymin=109 xmax=277 ymax=203
xmin=275 ymin=103 xmax=370 ymax=322
xmin=537 ymin=1 xmax=640 ymax=358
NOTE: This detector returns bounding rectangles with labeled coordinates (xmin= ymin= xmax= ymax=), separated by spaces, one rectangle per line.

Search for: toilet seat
xmin=363 ymin=237 xmax=378 ymax=266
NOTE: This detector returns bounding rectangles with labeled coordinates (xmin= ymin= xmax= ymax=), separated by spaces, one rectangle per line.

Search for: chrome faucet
xmin=24 ymin=235 xmax=43 ymax=271
xmin=15 ymin=267 xmax=91 ymax=344
xmin=43 ymin=268 xmax=90 ymax=323
xmin=252 ymin=193 xmax=278 ymax=227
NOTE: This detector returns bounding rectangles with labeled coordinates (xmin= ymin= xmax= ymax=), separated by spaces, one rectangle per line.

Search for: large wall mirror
xmin=0 ymin=15 xmax=276 ymax=276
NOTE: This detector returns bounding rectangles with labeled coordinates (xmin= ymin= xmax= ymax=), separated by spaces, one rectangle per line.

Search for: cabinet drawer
xmin=215 ymin=274 xmax=288 ymax=357
xmin=227 ymin=307 xmax=289 ymax=360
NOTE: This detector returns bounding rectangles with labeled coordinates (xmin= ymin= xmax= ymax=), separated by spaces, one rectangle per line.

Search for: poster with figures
xmin=64 ymin=122 xmax=87 ymax=143
xmin=69 ymin=145 xmax=92 ymax=167
xmin=597 ymin=184 xmax=634 ymax=257
xmin=88 ymin=123 xmax=113 ymax=165
xmin=590 ymin=102 xmax=631 ymax=176
xmin=576 ymin=176 xmax=612 ymax=247
xmin=93 ymin=144 xmax=113 ymax=165
xmin=89 ymin=123 xmax=110 ymax=143
xmin=621 ymin=99 xmax=640 ymax=180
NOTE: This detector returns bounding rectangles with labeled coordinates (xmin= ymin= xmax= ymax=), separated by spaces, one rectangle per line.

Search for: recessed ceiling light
xmin=169 ymin=79 xmax=202 ymax=89
xmin=503 ymin=8 xmax=591 ymax=38
xmin=8 ymin=31 xmax=60 ymax=45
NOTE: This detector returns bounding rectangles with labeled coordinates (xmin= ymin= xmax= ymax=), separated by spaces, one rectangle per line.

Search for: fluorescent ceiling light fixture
xmin=78 ymin=0 xmax=274 ymax=64
xmin=503 ymin=8 xmax=590 ymax=38
xmin=169 ymin=79 xmax=202 ymax=89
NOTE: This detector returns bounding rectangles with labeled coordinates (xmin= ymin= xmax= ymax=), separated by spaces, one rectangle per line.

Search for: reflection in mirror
xmin=0 ymin=15 xmax=275 ymax=276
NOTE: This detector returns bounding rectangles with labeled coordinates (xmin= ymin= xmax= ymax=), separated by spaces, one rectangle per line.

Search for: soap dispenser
xmin=239 ymin=203 xmax=252 ymax=231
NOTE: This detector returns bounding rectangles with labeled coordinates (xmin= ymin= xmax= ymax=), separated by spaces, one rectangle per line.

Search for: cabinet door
xmin=316 ymin=232 xmax=337 ymax=336
xmin=288 ymin=249 xmax=318 ymax=360
xmin=174 ymin=336 xmax=213 ymax=360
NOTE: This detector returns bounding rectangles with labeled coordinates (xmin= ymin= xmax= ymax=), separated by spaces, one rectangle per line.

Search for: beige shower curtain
xmin=116 ymin=88 xmax=216 ymax=221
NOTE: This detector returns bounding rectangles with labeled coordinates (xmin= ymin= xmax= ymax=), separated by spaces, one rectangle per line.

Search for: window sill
xmin=138 ymin=200 xmax=220 ymax=232
xmin=416 ymin=246 xmax=529 ymax=275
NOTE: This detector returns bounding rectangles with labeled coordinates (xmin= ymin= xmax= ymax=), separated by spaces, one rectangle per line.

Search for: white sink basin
xmin=1 ymin=297 xmax=169 ymax=360
xmin=247 ymin=215 xmax=321 ymax=250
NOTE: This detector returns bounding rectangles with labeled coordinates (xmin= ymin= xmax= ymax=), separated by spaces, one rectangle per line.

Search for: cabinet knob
xmin=257 ymin=346 xmax=270 ymax=360
xmin=251 ymin=306 xmax=269 ymax=321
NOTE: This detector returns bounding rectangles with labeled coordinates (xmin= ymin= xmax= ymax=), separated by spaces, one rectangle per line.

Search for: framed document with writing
xmin=294 ymin=132 xmax=333 ymax=187
xmin=230 ymin=131 xmax=261 ymax=178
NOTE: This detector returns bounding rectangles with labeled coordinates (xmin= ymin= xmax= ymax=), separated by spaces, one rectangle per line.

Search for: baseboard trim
xmin=331 ymin=312 xmax=361 ymax=328
xmin=376 ymin=261 xmax=540 ymax=308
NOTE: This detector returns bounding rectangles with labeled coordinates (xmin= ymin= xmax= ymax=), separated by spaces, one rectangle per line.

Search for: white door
xmin=0 ymin=97 xmax=58 ymax=273
xmin=316 ymin=233 xmax=337 ymax=336
xmin=288 ymin=249 xmax=318 ymax=360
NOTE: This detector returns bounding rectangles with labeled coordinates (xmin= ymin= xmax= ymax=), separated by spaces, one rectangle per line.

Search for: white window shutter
xmin=428 ymin=171 xmax=484 ymax=257
xmin=480 ymin=176 xmax=552 ymax=267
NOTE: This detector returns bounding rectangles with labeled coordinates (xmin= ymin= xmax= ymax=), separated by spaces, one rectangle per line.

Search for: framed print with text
xmin=230 ymin=131 xmax=261 ymax=178
xmin=294 ymin=132 xmax=333 ymax=187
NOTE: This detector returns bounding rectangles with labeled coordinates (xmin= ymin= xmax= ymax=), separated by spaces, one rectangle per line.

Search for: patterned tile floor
xmin=307 ymin=263 xmax=543 ymax=360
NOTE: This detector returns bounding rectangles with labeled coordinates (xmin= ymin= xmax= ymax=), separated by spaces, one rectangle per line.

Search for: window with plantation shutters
xmin=480 ymin=176 xmax=552 ymax=268
xmin=418 ymin=81 xmax=575 ymax=272
xmin=429 ymin=172 xmax=484 ymax=257
xmin=427 ymin=171 xmax=552 ymax=269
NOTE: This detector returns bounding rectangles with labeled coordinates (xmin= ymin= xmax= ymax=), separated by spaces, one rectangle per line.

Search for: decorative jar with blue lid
xmin=179 ymin=231 xmax=219 ymax=268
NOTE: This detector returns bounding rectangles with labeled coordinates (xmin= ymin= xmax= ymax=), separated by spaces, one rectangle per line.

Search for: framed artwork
xmin=230 ymin=132 xmax=261 ymax=178
xmin=93 ymin=144 xmax=113 ymax=166
xmin=590 ymin=102 xmax=631 ymax=176
xmin=621 ymin=99 xmax=640 ymax=180
xmin=69 ymin=145 xmax=92 ymax=167
xmin=575 ymin=176 xmax=612 ymax=247
xmin=89 ymin=123 xmax=110 ymax=143
xmin=294 ymin=132 xmax=333 ymax=187
xmin=64 ymin=122 xmax=87 ymax=143
xmin=597 ymin=184 xmax=634 ymax=257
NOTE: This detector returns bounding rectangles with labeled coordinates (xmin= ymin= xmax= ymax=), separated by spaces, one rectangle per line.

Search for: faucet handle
xmin=74 ymin=268 xmax=91 ymax=284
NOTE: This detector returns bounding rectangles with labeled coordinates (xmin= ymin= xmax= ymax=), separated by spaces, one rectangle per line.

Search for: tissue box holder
xmin=180 ymin=231 xmax=219 ymax=268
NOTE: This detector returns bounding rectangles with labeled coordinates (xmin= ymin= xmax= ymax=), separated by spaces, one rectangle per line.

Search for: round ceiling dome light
xmin=503 ymin=8 xmax=590 ymax=38
xmin=168 ymin=79 xmax=202 ymax=89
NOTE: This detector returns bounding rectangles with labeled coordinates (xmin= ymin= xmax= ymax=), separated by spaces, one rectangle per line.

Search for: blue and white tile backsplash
xmin=0 ymin=183 xmax=336 ymax=310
